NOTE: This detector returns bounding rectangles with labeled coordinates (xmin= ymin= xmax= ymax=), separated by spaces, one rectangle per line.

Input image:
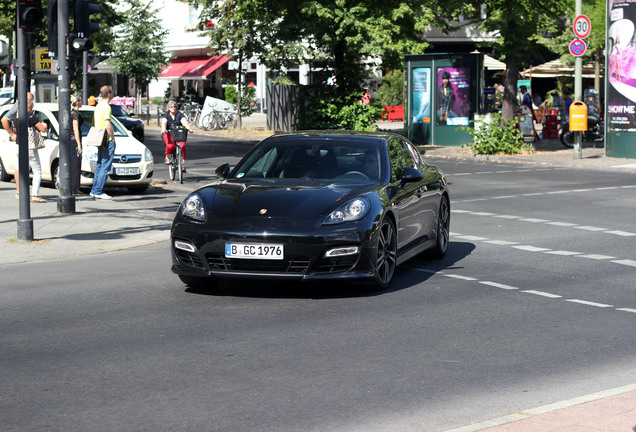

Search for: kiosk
xmin=405 ymin=53 xmax=483 ymax=146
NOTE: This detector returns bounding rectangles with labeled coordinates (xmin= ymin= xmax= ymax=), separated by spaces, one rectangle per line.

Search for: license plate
xmin=225 ymin=243 xmax=284 ymax=260
xmin=114 ymin=167 xmax=140 ymax=175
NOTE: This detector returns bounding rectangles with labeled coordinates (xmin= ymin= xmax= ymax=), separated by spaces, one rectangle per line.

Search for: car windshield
xmin=232 ymin=136 xmax=384 ymax=183
xmin=51 ymin=110 xmax=130 ymax=137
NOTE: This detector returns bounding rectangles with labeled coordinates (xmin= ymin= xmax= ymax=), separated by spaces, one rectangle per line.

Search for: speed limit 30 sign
xmin=573 ymin=14 xmax=591 ymax=39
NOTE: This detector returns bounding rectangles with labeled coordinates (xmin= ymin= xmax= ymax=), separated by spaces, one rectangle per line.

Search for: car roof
xmin=269 ymin=130 xmax=402 ymax=141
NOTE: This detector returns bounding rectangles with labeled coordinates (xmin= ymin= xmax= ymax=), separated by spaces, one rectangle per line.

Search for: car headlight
xmin=145 ymin=148 xmax=153 ymax=162
xmin=181 ymin=194 xmax=206 ymax=222
xmin=323 ymin=197 xmax=370 ymax=225
xmin=82 ymin=145 xmax=98 ymax=163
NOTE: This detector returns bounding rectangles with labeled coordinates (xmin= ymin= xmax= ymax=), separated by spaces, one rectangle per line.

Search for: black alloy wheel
xmin=371 ymin=217 xmax=397 ymax=290
xmin=431 ymin=195 xmax=450 ymax=258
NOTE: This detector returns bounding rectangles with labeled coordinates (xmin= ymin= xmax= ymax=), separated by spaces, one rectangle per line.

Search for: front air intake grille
xmin=206 ymin=254 xmax=310 ymax=274
xmin=315 ymin=255 xmax=359 ymax=273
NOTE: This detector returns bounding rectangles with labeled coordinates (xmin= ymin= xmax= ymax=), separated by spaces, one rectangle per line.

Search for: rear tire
xmin=430 ymin=195 xmax=450 ymax=259
xmin=560 ymin=129 xmax=575 ymax=148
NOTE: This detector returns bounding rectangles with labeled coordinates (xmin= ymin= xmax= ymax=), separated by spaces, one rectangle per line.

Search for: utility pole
xmin=57 ymin=0 xmax=75 ymax=214
xmin=573 ymin=0 xmax=584 ymax=159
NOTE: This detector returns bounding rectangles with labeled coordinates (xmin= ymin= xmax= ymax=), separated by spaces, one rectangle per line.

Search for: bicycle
xmin=165 ymin=125 xmax=189 ymax=184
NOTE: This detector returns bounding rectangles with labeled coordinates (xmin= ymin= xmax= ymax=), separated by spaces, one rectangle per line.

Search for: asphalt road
xmin=1 ymin=135 xmax=635 ymax=431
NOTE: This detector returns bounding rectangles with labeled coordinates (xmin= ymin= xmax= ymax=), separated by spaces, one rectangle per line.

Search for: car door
xmin=402 ymin=139 xmax=441 ymax=241
xmin=33 ymin=109 xmax=59 ymax=182
xmin=388 ymin=138 xmax=429 ymax=252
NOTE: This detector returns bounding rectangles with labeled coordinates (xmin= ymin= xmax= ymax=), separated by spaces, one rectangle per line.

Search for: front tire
xmin=0 ymin=158 xmax=9 ymax=182
xmin=369 ymin=217 xmax=397 ymax=291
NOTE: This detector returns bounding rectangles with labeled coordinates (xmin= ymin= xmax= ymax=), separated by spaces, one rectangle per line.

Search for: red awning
xmin=160 ymin=55 xmax=231 ymax=79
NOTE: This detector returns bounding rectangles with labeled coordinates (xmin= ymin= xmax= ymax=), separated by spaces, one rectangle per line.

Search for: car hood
xmin=116 ymin=116 xmax=143 ymax=126
xmin=203 ymin=180 xmax=375 ymax=219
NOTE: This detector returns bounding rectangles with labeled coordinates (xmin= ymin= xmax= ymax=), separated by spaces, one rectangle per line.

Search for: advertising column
xmin=607 ymin=0 xmax=636 ymax=157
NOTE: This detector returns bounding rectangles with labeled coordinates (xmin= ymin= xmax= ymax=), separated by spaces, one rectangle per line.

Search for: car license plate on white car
xmin=114 ymin=167 xmax=140 ymax=175
xmin=225 ymin=243 xmax=284 ymax=260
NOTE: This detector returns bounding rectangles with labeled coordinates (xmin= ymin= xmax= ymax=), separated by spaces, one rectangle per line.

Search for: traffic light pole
xmin=57 ymin=0 xmax=75 ymax=214
xmin=15 ymin=2 xmax=33 ymax=241
xmin=83 ymin=51 xmax=88 ymax=104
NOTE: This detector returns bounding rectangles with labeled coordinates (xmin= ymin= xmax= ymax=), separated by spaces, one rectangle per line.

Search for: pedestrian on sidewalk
xmin=90 ymin=86 xmax=116 ymax=200
xmin=70 ymin=95 xmax=84 ymax=194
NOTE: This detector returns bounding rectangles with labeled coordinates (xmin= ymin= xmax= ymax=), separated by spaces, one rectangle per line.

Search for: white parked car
xmin=0 ymin=103 xmax=154 ymax=193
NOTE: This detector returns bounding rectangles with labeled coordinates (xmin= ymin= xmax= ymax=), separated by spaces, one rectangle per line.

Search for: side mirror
xmin=400 ymin=167 xmax=423 ymax=187
xmin=215 ymin=163 xmax=231 ymax=178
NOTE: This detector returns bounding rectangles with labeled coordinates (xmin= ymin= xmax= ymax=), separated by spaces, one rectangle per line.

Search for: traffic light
xmin=71 ymin=0 xmax=100 ymax=54
xmin=18 ymin=0 xmax=44 ymax=33
xmin=47 ymin=0 xmax=58 ymax=59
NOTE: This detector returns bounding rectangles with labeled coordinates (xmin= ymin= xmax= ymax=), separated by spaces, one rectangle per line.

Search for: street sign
xmin=569 ymin=39 xmax=587 ymax=57
xmin=573 ymin=14 xmax=591 ymax=39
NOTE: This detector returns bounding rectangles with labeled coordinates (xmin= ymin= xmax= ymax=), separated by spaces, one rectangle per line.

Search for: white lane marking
xmin=577 ymin=254 xmax=616 ymax=260
xmin=566 ymin=299 xmax=613 ymax=308
xmin=522 ymin=290 xmax=562 ymax=298
xmin=479 ymin=281 xmax=518 ymax=290
xmin=612 ymin=259 xmax=636 ymax=267
xmin=455 ymin=210 xmax=636 ymax=237
xmin=574 ymin=225 xmax=608 ymax=231
xmin=605 ymin=230 xmax=636 ymax=237
xmin=483 ymin=240 xmax=519 ymax=245
xmin=513 ymin=245 xmax=551 ymax=252
xmin=492 ymin=195 xmax=518 ymax=199
xmin=414 ymin=269 xmax=634 ymax=315
xmin=616 ymin=308 xmax=636 ymax=314
xmin=544 ymin=250 xmax=583 ymax=256
xmin=546 ymin=221 xmax=577 ymax=227
xmin=456 ymin=235 xmax=489 ymax=241
xmin=453 ymin=185 xmax=636 ymax=203
xmin=444 ymin=274 xmax=478 ymax=281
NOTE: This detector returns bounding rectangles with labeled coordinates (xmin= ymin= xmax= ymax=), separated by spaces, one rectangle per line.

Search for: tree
xmin=467 ymin=0 xmax=569 ymax=121
xmin=191 ymin=0 xmax=467 ymax=128
xmin=110 ymin=0 xmax=169 ymax=111
xmin=537 ymin=0 xmax=605 ymax=93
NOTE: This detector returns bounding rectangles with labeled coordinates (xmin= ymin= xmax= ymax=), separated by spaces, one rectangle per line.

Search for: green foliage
xmin=388 ymin=142 xmax=412 ymax=180
xmin=224 ymin=86 xmax=237 ymax=105
xmin=461 ymin=113 xmax=534 ymax=155
xmin=299 ymin=90 xmax=383 ymax=131
xmin=375 ymin=69 xmax=404 ymax=107
xmin=223 ymin=85 xmax=256 ymax=117
xmin=111 ymin=0 xmax=169 ymax=88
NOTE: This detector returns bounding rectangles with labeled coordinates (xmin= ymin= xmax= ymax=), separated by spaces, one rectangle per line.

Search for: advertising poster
xmin=436 ymin=67 xmax=470 ymax=126
xmin=608 ymin=0 xmax=636 ymax=133
xmin=411 ymin=68 xmax=431 ymax=123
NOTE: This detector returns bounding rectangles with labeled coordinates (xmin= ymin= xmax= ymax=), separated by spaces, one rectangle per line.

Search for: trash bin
xmin=569 ymin=101 xmax=588 ymax=132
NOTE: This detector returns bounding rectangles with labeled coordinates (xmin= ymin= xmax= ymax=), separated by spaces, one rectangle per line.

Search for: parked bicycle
xmin=201 ymin=101 xmax=237 ymax=130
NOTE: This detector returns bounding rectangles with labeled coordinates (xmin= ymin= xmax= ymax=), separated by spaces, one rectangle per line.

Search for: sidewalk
xmin=2 ymin=117 xmax=636 ymax=431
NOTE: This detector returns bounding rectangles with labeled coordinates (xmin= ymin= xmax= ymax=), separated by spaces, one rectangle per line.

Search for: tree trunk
xmin=502 ymin=57 xmax=520 ymax=121
xmin=236 ymin=52 xmax=243 ymax=130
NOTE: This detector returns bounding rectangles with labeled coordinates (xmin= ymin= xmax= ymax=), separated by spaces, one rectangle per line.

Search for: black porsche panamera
xmin=171 ymin=131 xmax=450 ymax=291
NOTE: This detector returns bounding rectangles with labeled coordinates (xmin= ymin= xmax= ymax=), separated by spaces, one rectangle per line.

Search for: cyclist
xmin=161 ymin=101 xmax=192 ymax=171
